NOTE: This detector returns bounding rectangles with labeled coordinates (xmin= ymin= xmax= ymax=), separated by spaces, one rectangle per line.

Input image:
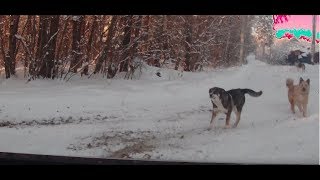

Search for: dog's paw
xmin=223 ymin=125 xmax=231 ymax=129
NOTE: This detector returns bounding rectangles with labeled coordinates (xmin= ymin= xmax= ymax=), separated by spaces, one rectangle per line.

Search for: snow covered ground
xmin=0 ymin=55 xmax=318 ymax=164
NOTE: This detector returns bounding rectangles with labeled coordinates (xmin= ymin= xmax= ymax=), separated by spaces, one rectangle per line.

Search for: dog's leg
xmin=208 ymin=111 xmax=217 ymax=130
xmin=290 ymin=100 xmax=295 ymax=113
xmin=297 ymin=103 xmax=303 ymax=113
xmin=233 ymin=110 xmax=241 ymax=128
xmin=302 ymin=103 xmax=307 ymax=117
xmin=224 ymin=112 xmax=231 ymax=129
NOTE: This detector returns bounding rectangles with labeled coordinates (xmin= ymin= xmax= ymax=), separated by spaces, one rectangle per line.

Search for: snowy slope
xmin=0 ymin=55 xmax=318 ymax=164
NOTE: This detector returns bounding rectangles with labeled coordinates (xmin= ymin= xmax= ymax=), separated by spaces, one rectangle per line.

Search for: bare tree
xmin=252 ymin=15 xmax=274 ymax=60
xmin=0 ymin=16 xmax=6 ymax=68
xmin=184 ymin=15 xmax=193 ymax=71
xmin=34 ymin=15 xmax=50 ymax=78
xmin=0 ymin=15 xmax=260 ymax=81
xmin=70 ymin=15 xmax=85 ymax=73
xmin=82 ymin=15 xmax=98 ymax=76
xmin=239 ymin=15 xmax=248 ymax=64
xmin=119 ymin=15 xmax=133 ymax=72
xmin=94 ymin=15 xmax=118 ymax=74
xmin=4 ymin=15 xmax=20 ymax=78
xmin=46 ymin=15 xmax=60 ymax=79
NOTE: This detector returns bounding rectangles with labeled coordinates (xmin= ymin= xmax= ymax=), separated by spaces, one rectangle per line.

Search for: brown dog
xmin=286 ymin=77 xmax=310 ymax=117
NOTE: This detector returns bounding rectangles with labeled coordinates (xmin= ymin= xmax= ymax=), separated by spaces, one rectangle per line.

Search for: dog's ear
xmin=300 ymin=77 xmax=304 ymax=84
xmin=306 ymin=79 xmax=310 ymax=85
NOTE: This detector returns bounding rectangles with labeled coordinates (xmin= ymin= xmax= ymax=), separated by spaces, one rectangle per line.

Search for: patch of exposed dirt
xmin=0 ymin=115 xmax=117 ymax=128
xmin=67 ymin=130 xmax=157 ymax=159
xmin=111 ymin=142 xmax=154 ymax=159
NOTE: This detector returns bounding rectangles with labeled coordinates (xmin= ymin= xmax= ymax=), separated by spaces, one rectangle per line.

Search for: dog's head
xmin=286 ymin=78 xmax=294 ymax=88
xmin=299 ymin=77 xmax=310 ymax=93
xmin=209 ymin=87 xmax=225 ymax=100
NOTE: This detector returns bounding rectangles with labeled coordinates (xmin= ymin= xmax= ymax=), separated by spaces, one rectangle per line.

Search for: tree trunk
xmin=14 ymin=16 xmax=30 ymax=64
xmin=56 ymin=16 xmax=70 ymax=61
xmin=174 ymin=59 xmax=181 ymax=71
xmin=94 ymin=16 xmax=118 ymax=74
xmin=119 ymin=15 xmax=133 ymax=72
xmin=131 ymin=16 xmax=142 ymax=58
xmin=262 ymin=43 xmax=265 ymax=58
xmin=174 ymin=52 xmax=181 ymax=70
xmin=70 ymin=15 xmax=84 ymax=73
xmin=61 ymin=21 xmax=72 ymax=62
xmin=184 ymin=16 xmax=193 ymax=71
xmin=82 ymin=15 xmax=98 ymax=76
xmin=35 ymin=16 xmax=50 ymax=78
xmin=28 ymin=15 xmax=37 ymax=78
xmin=38 ymin=16 xmax=57 ymax=78
xmin=0 ymin=15 xmax=6 ymax=66
xmin=5 ymin=15 xmax=20 ymax=78
xmin=36 ymin=16 xmax=49 ymax=61
xmin=46 ymin=15 xmax=60 ymax=79
xmin=162 ymin=15 xmax=169 ymax=66
xmin=141 ymin=15 xmax=150 ymax=54
xmin=239 ymin=15 xmax=248 ymax=65
xmin=31 ymin=16 xmax=37 ymax=56
xmin=23 ymin=16 xmax=32 ymax=77
xmin=223 ymin=27 xmax=231 ymax=63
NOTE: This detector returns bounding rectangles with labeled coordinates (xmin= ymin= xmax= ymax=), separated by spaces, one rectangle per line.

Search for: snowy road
xmin=0 ymin=56 xmax=318 ymax=164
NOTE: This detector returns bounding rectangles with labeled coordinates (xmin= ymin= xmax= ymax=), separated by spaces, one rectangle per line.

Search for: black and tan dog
xmin=208 ymin=87 xmax=263 ymax=129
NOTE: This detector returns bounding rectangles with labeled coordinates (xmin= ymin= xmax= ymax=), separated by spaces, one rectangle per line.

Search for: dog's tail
xmin=286 ymin=78 xmax=294 ymax=90
xmin=241 ymin=89 xmax=263 ymax=97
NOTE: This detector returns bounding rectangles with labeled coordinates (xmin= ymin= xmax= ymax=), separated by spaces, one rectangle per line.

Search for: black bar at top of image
xmin=0 ymin=0 xmax=319 ymax=15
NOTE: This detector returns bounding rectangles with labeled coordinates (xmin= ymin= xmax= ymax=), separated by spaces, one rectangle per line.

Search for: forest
xmin=0 ymin=15 xmax=273 ymax=80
